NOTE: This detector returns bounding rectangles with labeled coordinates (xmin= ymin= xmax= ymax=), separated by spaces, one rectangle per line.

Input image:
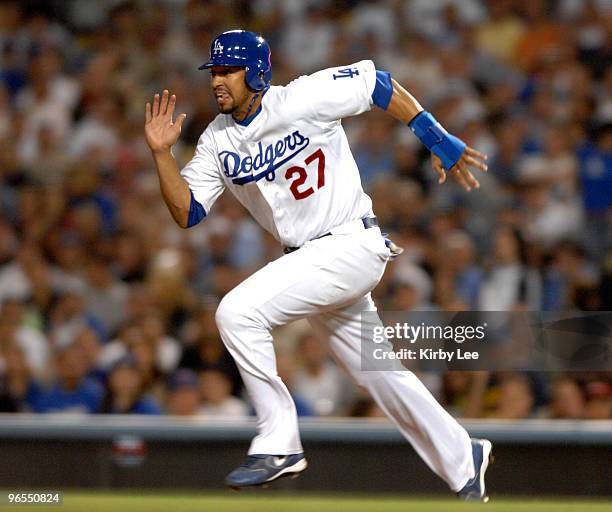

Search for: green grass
xmin=2 ymin=492 xmax=610 ymax=512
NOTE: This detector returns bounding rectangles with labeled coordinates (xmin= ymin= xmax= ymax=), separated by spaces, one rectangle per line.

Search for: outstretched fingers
xmin=458 ymin=161 xmax=480 ymax=190
xmin=465 ymin=155 xmax=488 ymax=173
xmin=175 ymin=113 xmax=187 ymax=130
xmin=152 ymin=93 xmax=160 ymax=117
xmin=159 ymin=90 xmax=170 ymax=115
xmin=447 ymin=162 xmax=478 ymax=192
xmin=149 ymin=90 xmax=177 ymax=121
xmin=167 ymin=94 xmax=176 ymax=119
xmin=451 ymin=166 xmax=470 ymax=191
xmin=432 ymin=155 xmax=447 ymax=184
xmin=433 ymin=146 xmax=487 ymax=191
xmin=465 ymin=146 xmax=487 ymax=160
xmin=465 ymin=146 xmax=488 ymax=163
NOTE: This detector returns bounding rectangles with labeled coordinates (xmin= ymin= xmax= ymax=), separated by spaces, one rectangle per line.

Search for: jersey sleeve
xmin=180 ymin=128 xmax=225 ymax=215
xmin=286 ymin=60 xmax=378 ymax=123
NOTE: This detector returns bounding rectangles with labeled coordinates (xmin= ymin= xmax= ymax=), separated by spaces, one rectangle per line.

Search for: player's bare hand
xmin=432 ymin=147 xmax=488 ymax=192
xmin=144 ymin=90 xmax=187 ymax=154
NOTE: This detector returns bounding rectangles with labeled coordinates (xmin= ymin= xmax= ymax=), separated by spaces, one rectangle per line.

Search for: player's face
xmin=210 ymin=66 xmax=250 ymax=114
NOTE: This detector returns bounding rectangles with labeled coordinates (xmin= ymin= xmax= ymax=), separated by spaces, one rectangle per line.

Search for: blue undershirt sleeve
xmin=371 ymin=69 xmax=393 ymax=110
xmin=187 ymin=190 xmax=207 ymax=228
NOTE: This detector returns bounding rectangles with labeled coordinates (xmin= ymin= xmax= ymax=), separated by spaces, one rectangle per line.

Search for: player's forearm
xmin=386 ymin=78 xmax=424 ymax=124
xmin=152 ymin=149 xmax=191 ymax=228
xmin=384 ymin=77 xmax=466 ymax=173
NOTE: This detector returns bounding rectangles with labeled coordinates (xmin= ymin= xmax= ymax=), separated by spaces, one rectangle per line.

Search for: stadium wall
xmin=0 ymin=416 xmax=610 ymax=496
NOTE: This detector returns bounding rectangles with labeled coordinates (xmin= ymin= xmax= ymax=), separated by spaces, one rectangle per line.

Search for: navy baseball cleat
xmin=457 ymin=438 xmax=493 ymax=502
xmin=225 ymin=453 xmax=307 ymax=489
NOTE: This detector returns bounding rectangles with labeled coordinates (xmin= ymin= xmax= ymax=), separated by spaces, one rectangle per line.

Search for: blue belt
xmin=283 ymin=217 xmax=379 ymax=255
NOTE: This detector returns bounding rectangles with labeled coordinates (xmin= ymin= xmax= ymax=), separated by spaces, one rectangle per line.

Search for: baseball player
xmin=144 ymin=30 xmax=492 ymax=501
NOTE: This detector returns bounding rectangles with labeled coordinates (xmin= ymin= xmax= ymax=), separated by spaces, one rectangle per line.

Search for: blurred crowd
xmin=0 ymin=0 xmax=610 ymax=420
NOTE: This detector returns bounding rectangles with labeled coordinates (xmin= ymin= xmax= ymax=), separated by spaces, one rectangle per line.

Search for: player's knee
xmin=355 ymin=370 xmax=384 ymax=389
xmin=215 ymin=294 xmax=240 ymax=333
xmin=215 ymin=291 xmax=260 ymax=334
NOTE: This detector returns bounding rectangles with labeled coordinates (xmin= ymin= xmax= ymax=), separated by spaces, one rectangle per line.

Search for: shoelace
xmin=241 ymin=455 xmax=267 ymax=468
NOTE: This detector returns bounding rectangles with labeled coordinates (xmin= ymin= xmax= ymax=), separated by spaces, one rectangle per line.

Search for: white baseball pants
xmin=215 ymin=225 xmax=474 ymax=491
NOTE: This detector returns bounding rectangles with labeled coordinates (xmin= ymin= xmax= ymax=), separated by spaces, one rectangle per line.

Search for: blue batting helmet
xmin=199 ymin=30 xmax=272 ymax=91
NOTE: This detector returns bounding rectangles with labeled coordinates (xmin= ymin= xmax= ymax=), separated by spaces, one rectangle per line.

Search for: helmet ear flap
xmin=245 ymin=65 xmax=265 ymax=91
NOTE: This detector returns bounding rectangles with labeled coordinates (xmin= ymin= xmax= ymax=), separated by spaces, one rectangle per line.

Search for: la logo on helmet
xmin=213 ymin=40 xmax=224 ymax=55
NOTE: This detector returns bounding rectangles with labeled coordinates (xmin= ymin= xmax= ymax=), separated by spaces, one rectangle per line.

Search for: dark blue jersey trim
xmin=187 ymin=191 xmax=207 ymax=227
xmin=233 ymin=88 xmax=269 ymax=126
xmin=372 ymin=70 xmax=393 ymax=110
xmin=233 ymin=103 xmax=263 ymax=126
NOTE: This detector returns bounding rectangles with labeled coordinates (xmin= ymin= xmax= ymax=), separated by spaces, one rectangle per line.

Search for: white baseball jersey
xmin=180 ymin=60 xmax=379 ymax=248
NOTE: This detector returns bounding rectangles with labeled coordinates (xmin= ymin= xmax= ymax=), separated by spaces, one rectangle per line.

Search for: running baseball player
xmin=144 ymin=30 xmax=492 ymax=501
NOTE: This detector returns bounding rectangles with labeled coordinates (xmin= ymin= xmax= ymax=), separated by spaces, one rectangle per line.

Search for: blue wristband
xmin=408 ymin=111 xmax=466 ymax=171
